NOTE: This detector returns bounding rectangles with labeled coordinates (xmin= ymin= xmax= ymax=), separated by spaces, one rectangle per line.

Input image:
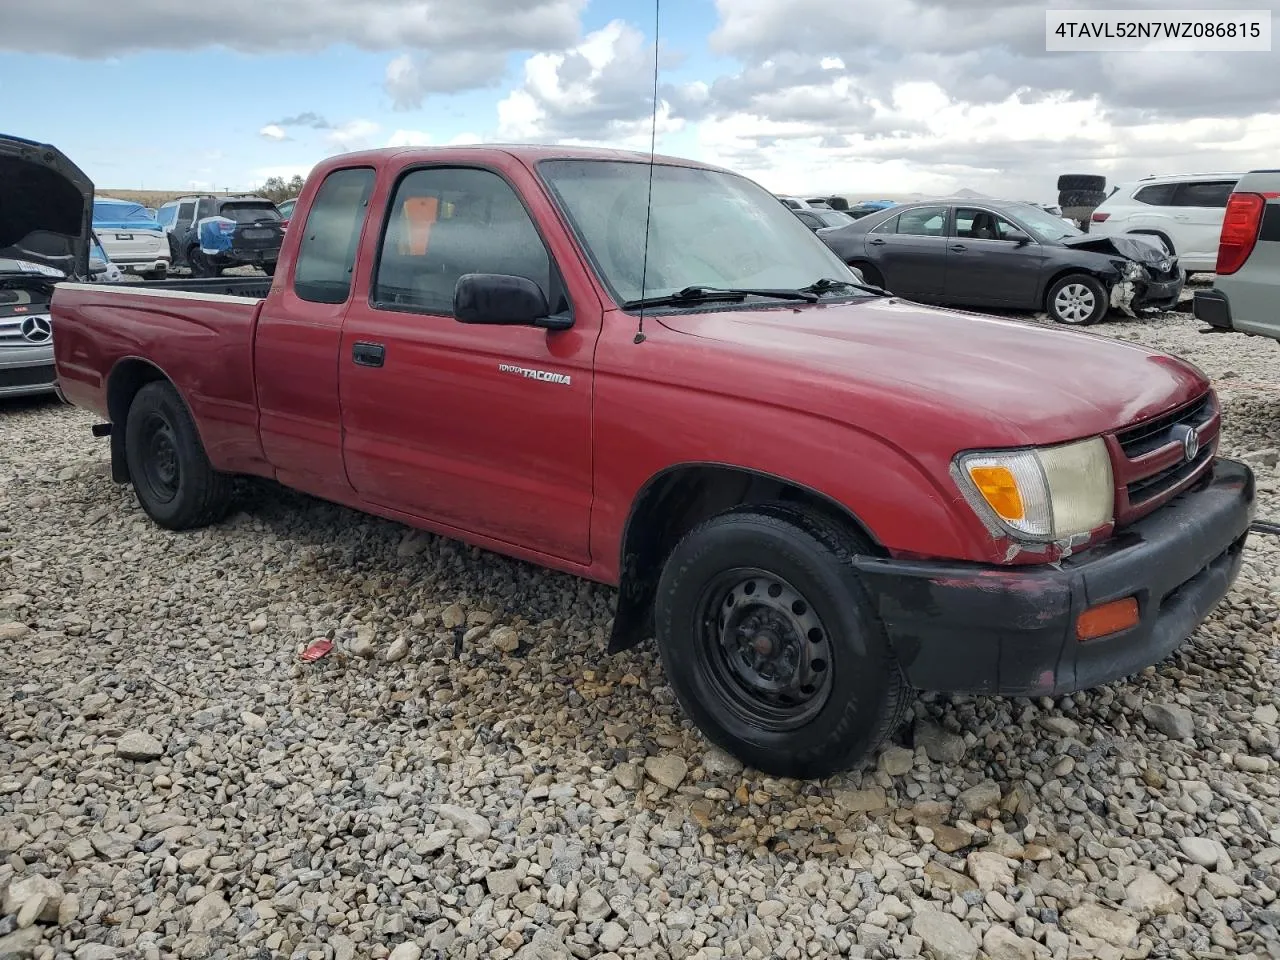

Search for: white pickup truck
xmin=1193 ymin=169 xmax=1280 ymax=341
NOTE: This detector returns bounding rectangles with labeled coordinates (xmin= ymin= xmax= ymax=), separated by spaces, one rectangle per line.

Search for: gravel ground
xmin=2 ymin=291 xmax=1280 ymax=960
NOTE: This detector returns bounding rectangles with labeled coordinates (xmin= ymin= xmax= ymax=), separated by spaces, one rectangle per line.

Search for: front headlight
xmin=953 ymin=437 xmax=1114 ymax=541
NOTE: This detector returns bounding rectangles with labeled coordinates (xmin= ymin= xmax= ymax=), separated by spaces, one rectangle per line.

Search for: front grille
xmin=1127 ymin=445 xmax=1212 ymax=502
xmin=1116 ymin=393 xmax=1214 ymax=458
xmin=1110 ymin=389 xmax=1219 ymax=524
xmin=0 ymin=364 xmax=56 ymax=389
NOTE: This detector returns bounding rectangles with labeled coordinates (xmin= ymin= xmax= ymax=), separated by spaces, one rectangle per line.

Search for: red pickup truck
xmin=50 ymin=145 xmax=1255 ymax=778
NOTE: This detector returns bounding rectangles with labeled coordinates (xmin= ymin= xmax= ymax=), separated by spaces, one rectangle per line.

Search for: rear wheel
xmin=654 ymin=506 xmax=910 ymax=779
xmin=262 ymin=261 xmax=276 ymax=277
xmin=1047 ymin=273 xmax=1108 ymax=325
xmin=188 ymin=247 xmax=213 ymax=278
xmin=124 ymin=381 xmax=233 ymax=530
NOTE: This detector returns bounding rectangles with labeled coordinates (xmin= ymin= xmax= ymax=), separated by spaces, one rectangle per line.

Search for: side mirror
xmin=1006 ymin=230 xmax=1032 ymax=246
xmin=453 ymin=273 xmax=571 ymax=330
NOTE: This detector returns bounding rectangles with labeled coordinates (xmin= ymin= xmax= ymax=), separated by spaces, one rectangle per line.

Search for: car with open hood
xmin=1 ymin=133 xmax=95 ymax=398
xmin=817 ymin=197 xmax=1184 ymax=325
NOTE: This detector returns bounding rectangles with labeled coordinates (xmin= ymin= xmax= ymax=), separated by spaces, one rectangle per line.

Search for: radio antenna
xmin=633 ymin=0 xmax=661 ymax=345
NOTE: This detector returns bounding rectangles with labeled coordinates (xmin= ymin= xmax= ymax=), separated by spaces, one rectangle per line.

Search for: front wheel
xmin=188 ymin=247 xmax=213 ymax=278
xmin=124 ymin=381 xmax=233 ymax=530
xmin=654 ymin=506 xmax=910 ymax=779
xmin=1046 ymin=273 xmax=1108 ymax=325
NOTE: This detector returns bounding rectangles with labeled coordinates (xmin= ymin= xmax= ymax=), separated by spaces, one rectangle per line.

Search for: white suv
xmin=1087 ymin=173 xmax=1242 ymax=276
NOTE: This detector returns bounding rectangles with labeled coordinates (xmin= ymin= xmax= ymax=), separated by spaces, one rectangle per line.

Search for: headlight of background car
xmin=953 ymin=437 xmax=1114 ymax=541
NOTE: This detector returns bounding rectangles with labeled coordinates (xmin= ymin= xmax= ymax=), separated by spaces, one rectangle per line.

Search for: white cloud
xmin=258 ymin=124 xmax=287 ymax=142
xmin=325 ymin=119 xmax=382 ymax=152
xmin=386 ymin=129 xmax=433 ymax=147
xmin=496 ymin=19 xmax=683 ymax=148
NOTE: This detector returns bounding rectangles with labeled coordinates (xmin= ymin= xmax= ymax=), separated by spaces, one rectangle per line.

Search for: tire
xmin=262 ymin=261 xmax=276 ymax=277
xmin=124 ymin=381 xmax=233 ymax=530
xmin=1046 ymin=273 xmax=1108 ymax=326
xmin=1058 ymin=189 xmax=1107 ymax=209
xmin=653 ymin=505 xmax=910 ymax=779
xmin=848 ymin=261 xmax=885 ymax=289
xmin=188 ymin=247 xmax=213 ymax=278
xmin=1057 ymin=174 xmax=1106 ymax=192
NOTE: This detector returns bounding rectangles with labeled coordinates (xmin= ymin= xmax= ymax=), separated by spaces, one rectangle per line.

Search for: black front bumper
xmin=1133 ymin=275 xmax=1183 ymax=312
xmin=1193 ymin=288 xmax=1233 ymax=330
xmin=854 ymin=457 xmax=1255 ymax=697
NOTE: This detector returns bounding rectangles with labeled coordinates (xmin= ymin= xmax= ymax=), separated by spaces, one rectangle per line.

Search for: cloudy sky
xmin=2 ymin=0 xmax=1278 ymax=200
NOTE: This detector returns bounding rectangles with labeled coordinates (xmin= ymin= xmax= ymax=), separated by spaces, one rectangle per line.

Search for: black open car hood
xmin=0 ymin=133 xmax=93 ymax=279
xmin=1061 ymin=232 xmax=1172 ymax=268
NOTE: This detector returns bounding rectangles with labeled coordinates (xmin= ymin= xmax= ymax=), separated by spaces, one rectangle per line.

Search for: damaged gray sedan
xmin=815 ymin=198 xmax=1183 ymax=325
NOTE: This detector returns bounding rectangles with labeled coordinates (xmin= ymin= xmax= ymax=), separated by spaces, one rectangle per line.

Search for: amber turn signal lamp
xmin=968 ymin=465 xmax=1025 ymax=522
xmin=1076 ymin=597 xmax=1139 ymax=641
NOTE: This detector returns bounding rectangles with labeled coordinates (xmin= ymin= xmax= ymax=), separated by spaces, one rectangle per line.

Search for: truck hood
xmin=657 ymin=296 xmax=1206 ymax=445
xmin=0 ymin=134 xmax=93 ymax=279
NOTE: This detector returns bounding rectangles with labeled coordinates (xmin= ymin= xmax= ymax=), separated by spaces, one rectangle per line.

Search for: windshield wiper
xmin=799 ymin=277 xmax=889 ymax=297
xmin=622 ymin=284 xmax=819 ymax=310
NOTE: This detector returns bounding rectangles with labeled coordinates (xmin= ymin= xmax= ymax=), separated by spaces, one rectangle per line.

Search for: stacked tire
xmin=1057 ymin=174 xmax=1106 ymax=227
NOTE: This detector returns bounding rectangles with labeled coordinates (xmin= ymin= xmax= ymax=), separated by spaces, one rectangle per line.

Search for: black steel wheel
xmin=188 ymin=246 xmax=213 ymax=278
xmin=654 ymin=505 xmax=910 ymax=779
xmin=696 ymin=567 xmax=835 ymax=731
xmin=124 ymin=380 xmax=233 ymax=529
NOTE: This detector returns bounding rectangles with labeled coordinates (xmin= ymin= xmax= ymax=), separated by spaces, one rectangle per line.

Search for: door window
xmin=156 ymin=205 xmax=178 ymax=228
xmin=954 ymin=208 xmax=1023 ymax=241
xmin=895 ymin=206 xmax=947 ymax=237
xmin=176 ymin=201 xmax=195 ymax=225
xmin=372 ymin=166 xmax=561 ymax=316
xmin=1171 ymin=180 xmax=1237 ymax=208
xmin=293 ymin=167 xmax=376 ymax=304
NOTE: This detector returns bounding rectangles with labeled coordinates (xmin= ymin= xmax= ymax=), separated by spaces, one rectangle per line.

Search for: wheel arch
xmin=608 ymin=462 xmax=888 ymax=654
xmin=105 ymin=357 xmax=198 ymax=484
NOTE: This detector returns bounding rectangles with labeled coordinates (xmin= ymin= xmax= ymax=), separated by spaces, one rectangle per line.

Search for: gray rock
xmin=74 ymin=945 xmax=120 ymax=960
xmin=88 ymin=828 xmax=133 ymax=861
xmin=957 ymin=779 xmax=1001 ymax=816
xmin=1125 ymin=871 xmax=1182 ymax=915
xmin=383 ymin=636 xmax=410 ymax=663
xmin=643 ymin=754 xmax=687 ymax=789
xmin=702 ymin=747 xmax=744 ymax=777
xmin=2 ymin=877 xmax=62 ymax=924
xmin=489 ymin=626 xmax=520 ymax=654
xmin=1062 ymin=904 xmax=1138 ymax=947
xmin=598 ymin=922 xmax=626 ymax=952
xmin=577 ymin=889 xmax=612 ymax=923
xmin=916 ymin=721 xmax=967 ymax=764
xmin=982 ymin=925 xmax=1035 ymax=960
xmin=0 ymin=927 xmax=43 ymax=960
xmin=879 ymin=746 xmax=915 ymax=776
xmin=911 ymin=907 xmax=978 ymax=960
xmin=1179 ymin=835 xmax=1228 ymax=869
xmin=1142 ymin=703 xmax=1195 ymax=739
xmin=486 ymin=869 xmax=520 ymax=897
xmin=115 ymin=730 xmax=164 ymax=761
xmin=387 ymin=945 xmax=422 ymax=960
xmin=434 ymin=804 xmax=491 ymax=841
xmin=187 ymin=892 xmax=230 ymax=933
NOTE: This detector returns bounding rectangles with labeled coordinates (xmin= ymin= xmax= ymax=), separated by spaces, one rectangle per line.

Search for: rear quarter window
xmin=1133 ymin=184 xmax=1177 ymax=206
xmin=1172 ymin=180 xmax=1238 ymax=208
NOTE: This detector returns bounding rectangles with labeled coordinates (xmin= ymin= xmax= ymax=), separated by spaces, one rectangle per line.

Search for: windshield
xmin=222 ymin=202 xmax=281 ymax=223
xmin=1015 ymin=204 xmax=1082 ymax=242
xmin=93 ymin=200 xmax=153 ymax=223
xmin=538 ymin=159 xmax=864 ymax=306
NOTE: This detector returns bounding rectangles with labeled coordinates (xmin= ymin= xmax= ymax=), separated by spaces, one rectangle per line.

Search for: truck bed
xmin=119 ymin=275 xmax=274 ymax=299
xmin=51 ymin=280 xmax=268 ymax=473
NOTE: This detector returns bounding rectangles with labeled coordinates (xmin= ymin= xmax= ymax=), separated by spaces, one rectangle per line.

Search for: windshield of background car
xmin=538 ymin=159 xmax=864 ymax=305
xmin=92 ymin=201 xmax=153 ymax=222
xmin=1015 ymin=204 xmax=1083 ymax=242
xmin=222 ymin=202 xmax=282 ymax=224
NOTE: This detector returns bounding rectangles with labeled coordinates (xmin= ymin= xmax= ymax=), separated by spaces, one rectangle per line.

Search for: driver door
xmin=338 ymin=164 xmax=598 ymax=564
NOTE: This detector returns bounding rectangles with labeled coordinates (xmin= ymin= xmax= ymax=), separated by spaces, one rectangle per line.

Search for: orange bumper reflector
xmin=1076 ymin=597 xmax=1139 ymax=641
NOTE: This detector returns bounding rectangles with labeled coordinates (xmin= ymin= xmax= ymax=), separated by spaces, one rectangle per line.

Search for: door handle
xmin=950 ymin=244 xmax=967 ymax=251
xmin=352 ymin=341 xmax=385 ymax=368
xmin=868 ymin=238 xmax=886 ymax=245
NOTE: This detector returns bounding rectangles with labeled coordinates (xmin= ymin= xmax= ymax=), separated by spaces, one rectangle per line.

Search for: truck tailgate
xmin=51 ymin=282 xmax=267 ymax=471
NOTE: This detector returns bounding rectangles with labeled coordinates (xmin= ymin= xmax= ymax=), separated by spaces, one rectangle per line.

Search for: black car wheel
xmin=188 ymin=247 xmax=213 ymax=278
xmin=1057 ymin=174 xmax=1107 ymax=192
xmin=262 ymin=261 xmax=277 ymax=277
xmin=124 ymin=381 xmax=233 ymax=530
xmin=654 ymin=505 xmax=910 ymax=779
xmin=1047 ymin=273 xmax=1108 ymax=325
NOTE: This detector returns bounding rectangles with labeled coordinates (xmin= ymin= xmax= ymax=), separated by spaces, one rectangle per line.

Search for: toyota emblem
xmin=20 ymin=315 xmax=52 ymax=344
xmin=1173 ymin=423 xmax=1200 ymax=462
